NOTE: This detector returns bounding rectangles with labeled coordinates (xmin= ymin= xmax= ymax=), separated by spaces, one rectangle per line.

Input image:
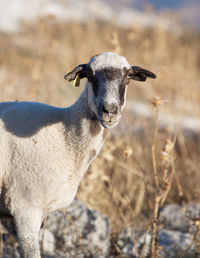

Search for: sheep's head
xmin=64 ymin=52 xmax=156 ymax=128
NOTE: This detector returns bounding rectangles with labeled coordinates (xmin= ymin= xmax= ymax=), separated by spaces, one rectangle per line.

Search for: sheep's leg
xmin=14 ymin=209 xmax=42 ymax=258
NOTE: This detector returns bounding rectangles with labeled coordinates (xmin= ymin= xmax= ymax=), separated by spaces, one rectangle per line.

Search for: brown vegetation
xmin=0 ymin=14 xmax=200 ymax=256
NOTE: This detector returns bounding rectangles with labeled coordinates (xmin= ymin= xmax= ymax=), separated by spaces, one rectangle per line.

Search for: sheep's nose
xmin=102 ymin=103 xmax=118 ymax=116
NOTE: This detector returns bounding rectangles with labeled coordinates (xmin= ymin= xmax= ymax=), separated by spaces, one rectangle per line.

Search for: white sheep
xmin=0 ymin=52 xmax=156 ymax=257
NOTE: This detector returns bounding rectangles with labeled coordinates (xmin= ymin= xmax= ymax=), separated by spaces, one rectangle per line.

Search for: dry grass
xmin=0 ymin=14 xmax=200 ymax=256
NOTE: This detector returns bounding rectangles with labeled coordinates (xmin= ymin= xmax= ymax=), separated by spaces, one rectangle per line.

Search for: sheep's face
xmin=87 ymin=53 xmax=131 ymax=128
xmin=64 ymin=52 xmax=156 ymax=129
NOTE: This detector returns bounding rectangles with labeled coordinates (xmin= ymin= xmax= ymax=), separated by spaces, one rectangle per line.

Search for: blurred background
xmin=0 ymin=0 xmax=200 ymax=243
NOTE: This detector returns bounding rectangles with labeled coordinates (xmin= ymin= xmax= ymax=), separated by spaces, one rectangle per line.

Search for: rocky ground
xmin=1 ymin=199 xmax=200 ymax=257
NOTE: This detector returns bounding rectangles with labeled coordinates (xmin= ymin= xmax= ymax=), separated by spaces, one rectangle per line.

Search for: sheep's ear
xmin=64 ymin=64 xmax=92 ymax=87
xmin=128 ymin=66 xmax=156 ymax=82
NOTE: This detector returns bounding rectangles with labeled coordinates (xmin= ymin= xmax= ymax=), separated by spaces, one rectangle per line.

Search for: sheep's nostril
xmin=112 ymin=105 xmax=118 ymax=114
xmin=102 ymin=104 xmax=109 ymax=114
xmin=102 ymin=104 xmax=118 ymax=116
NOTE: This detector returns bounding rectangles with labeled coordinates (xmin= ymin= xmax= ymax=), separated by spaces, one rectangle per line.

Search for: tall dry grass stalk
xmin=150 ymin=97 xmax=176 ymax=257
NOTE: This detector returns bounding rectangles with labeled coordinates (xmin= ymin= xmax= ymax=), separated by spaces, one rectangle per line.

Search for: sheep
xmin=0 ymin=52 xmax=156 ymax=257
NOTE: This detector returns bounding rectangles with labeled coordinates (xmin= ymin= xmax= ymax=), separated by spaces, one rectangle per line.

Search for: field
xmin=0 ymin=14 xmax=200 ymax=255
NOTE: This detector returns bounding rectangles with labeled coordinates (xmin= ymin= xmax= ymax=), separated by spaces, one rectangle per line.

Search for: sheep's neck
xmin=64 ymin=85 xmax=108 ymax=181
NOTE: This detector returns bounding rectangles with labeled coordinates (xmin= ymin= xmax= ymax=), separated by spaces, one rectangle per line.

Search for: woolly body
xmin=0 ymin=88 xmax=105 ymax=216
xmin=0 ymin=52 xmax=156 ymax=257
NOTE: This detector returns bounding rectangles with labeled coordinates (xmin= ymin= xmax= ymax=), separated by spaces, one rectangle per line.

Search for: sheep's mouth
xmin=98 ymin=117 xmax=120 ymax=128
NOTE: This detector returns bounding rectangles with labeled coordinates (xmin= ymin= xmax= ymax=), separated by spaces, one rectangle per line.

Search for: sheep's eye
xmin=127 ymin=73 xmax=132 ymax=79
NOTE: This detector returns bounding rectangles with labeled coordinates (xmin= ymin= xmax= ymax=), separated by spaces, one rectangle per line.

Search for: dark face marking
xmin=119 ymin=68 xmax=131 ymax=106
xmin=97 ymin=67 xmax=122 ymax=81
xmin=119 ymin=82 xmax=126 ymax=106
xmin=90 ymin=67 xmax=125 ymax=98
xmin=88 ymin=66 xmax=131 ymax=128
xmin=89 ymin=112 xmax=101 ymax=137
xmin=89 ymin=76 xmax=99 ymax=97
